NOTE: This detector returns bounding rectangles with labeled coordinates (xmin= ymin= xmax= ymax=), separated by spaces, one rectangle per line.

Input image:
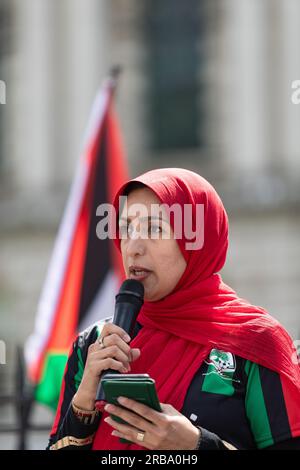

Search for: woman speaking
xmin=47 ymin=168 xmax=300 ymax=450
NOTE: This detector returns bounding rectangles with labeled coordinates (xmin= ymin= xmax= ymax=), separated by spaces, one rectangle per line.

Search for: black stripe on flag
xmin=77 ymin=119 xmax=111 ymax=325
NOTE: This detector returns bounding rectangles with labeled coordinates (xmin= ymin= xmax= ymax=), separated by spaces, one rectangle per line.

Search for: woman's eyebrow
xmin=119 ymin=215 xmax=169 ymax=224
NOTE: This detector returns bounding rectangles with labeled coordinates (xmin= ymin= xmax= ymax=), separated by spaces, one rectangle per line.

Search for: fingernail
xmin=117 ymin=396 xmax=127 ymax=405
xmin=123 ymin=334 xmax=131 ymax=342
xmin=104 ymin=404 xmax=113 ymax=412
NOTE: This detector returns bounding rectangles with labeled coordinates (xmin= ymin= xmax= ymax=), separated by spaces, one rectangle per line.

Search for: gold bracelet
xmin=71 ymin=399 xmax=100 ymax=424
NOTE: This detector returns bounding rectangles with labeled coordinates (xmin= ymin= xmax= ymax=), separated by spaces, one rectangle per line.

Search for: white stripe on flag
xmin=78 ymin=270 xmax=119 ymax=332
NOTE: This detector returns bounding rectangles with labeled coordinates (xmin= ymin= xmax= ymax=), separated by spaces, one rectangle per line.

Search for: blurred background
xmin=0 ymin=0 xmax=300 ymax=450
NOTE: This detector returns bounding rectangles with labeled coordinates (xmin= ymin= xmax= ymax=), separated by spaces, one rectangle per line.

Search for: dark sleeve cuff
xmin=197 ymin=427 xmax=233 ymax=450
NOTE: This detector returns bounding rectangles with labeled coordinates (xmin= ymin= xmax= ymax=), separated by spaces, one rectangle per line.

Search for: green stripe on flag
xmin=35 ymin=352 xmax=68 ymax=411
xmin=244 ymin=360 xmax=274 ymax=448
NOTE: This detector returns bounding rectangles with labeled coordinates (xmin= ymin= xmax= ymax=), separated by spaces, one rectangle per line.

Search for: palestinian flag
xmin=24 ymin=76 xmax=128 ymax=410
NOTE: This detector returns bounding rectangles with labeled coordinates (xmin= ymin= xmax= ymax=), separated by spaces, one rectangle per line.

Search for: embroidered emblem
xmin=203 ymin=348 xmax=240 ymax=383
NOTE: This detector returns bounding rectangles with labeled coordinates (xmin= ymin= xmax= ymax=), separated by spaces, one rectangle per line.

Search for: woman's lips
xmin=128 ymin=270 xmax=151 ymax=281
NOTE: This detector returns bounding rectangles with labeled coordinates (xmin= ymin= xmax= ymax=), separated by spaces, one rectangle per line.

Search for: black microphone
xmin=95 ymin=279 xmax=144 ymax=409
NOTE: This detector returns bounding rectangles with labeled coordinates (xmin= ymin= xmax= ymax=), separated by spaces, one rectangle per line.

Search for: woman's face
xmin=119 ymin=187 xmax=187 ymax=301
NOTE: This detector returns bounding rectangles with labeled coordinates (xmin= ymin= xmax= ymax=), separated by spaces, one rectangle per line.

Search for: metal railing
xmin=0 ymin=346 xmax=52 ymax=450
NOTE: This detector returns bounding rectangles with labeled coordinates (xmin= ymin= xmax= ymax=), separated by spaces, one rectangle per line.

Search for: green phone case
xmin=101 ymin=374 xmax=161 ymax=444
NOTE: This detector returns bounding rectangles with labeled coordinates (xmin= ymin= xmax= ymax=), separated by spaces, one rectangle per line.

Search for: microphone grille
xmin=115 ymin=280 xmax=144 ymax=309
xmin=118 ymin=279 xmax=144 ymax=299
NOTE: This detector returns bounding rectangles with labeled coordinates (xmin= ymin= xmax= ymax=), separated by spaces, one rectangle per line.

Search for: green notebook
xmin=101 ymin=373 xmax=162 ymax=444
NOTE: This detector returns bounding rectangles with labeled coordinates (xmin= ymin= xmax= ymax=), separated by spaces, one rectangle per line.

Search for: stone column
xmin=53 ymin=0 xmax=109 ymax=184
xmin=217 ymin=0 xmax=269 ymax=180
xmin=9 ymin=0 xmax=54 ymax=193
xmin=275 ymin=0 xmax=300 ymax=182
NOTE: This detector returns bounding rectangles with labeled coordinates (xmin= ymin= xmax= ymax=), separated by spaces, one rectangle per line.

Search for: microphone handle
xmin=112 ymin=301 xmax=140 ymax=338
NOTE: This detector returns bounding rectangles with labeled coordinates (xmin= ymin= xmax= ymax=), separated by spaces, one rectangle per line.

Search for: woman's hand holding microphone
xmin=72 ymin=323 xmax=141 ymax=411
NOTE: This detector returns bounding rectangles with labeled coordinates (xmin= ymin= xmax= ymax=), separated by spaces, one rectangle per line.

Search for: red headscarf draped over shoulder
xmin=93 ymin=168 xmax=300 ymax=450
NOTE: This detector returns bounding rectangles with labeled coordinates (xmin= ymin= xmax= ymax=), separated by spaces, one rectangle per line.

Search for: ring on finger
xmin=137 ymin=431 xmax=145 ymax=442
xmin=98 ymin=336 xmax=106 ymax=348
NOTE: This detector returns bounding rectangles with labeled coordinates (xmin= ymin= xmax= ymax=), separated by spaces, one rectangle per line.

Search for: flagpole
xmin=108 ymin=64 xmax=123 ymax=95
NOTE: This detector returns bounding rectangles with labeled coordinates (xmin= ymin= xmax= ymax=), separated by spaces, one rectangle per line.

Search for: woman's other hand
xmin=103 ymin=397 xmax=200 ymax=450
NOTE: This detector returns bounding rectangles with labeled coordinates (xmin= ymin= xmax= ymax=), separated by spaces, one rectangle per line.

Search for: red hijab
xmin=93 ymin=168 xmax=300 ymax=450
